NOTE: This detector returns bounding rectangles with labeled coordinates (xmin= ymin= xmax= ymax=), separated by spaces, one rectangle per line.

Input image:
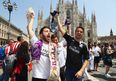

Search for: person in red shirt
xmin=5 ymin=39 xmax=15 ymax=56
xmin=13 ymin=36 xmax=24 ymax=54
xmin=1 ymin=39 xmax=15 ymax=81
xmin=12 ymin=41 xmax=30 ymax=81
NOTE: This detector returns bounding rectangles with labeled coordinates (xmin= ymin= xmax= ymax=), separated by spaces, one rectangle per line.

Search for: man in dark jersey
xmin=56 ymin=15 xmax=89 ymax=81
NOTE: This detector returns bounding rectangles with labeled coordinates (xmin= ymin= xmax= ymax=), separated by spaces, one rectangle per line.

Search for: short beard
xmin=42 ymin=35 xmax=49 ymax=43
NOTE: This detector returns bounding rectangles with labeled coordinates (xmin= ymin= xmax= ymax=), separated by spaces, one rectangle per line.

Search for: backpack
xmin=0 ymin=47 xmax=5 ymax=60
xmin=30 ymin=39 xmax=43 ymax=60
xmin=5 ymin=54 xmax=16 ymax=74
xmin=5 ymin=43 xmax=20 ymax=75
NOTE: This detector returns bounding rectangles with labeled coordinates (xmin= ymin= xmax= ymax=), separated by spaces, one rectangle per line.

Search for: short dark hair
xmin=75 ymin=26 xmax=84 ymax=32
xmin=17 ymin=36 xmax=23 ymax=41
xmin=39 ymin=26 xmax=51 ymax=34
xmin=16 ymin=41 xmax=29 ymax=59
xmin=51 ymin=34 xmax=58 ymax=40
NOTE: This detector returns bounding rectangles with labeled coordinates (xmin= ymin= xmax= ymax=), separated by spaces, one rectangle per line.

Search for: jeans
xmin=60 ymin=66 xmax=65 ymax=81
xmin=65 ymin=68 xmax=82 ymax=81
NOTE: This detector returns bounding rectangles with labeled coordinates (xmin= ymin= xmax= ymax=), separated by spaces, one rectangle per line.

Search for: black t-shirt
xmin=63 ymin=33 xmax=89 ymax=71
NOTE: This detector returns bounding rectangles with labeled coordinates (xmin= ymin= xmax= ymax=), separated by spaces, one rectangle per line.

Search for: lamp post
xmin=2 ymin=0 xmax=17 ymax=40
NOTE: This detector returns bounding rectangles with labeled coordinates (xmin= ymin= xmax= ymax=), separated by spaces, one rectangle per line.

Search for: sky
xmin=0 ymin=0 xmax=116 ymax=36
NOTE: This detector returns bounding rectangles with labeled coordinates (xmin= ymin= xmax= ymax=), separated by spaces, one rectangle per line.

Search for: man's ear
xmin=39 ymin=34 xmax=42 ymax=39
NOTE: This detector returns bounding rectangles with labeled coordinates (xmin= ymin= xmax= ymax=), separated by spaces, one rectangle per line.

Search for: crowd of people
xmin=0 ymin=36 xmax=30 ymax=81
xmin=0 ymin=8 xmax=116 ymax=81
xmin=87 ymin=42 xmax=116 ymax=78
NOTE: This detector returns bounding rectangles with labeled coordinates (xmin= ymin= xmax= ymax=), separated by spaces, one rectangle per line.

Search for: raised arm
xmin=56 ymin=15 xmax=66 ymax=36
xmin=26 ymin=9 xmax=35 ymax=39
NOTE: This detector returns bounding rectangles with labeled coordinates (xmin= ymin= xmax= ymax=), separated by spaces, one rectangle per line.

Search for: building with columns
xmin=0 ymin=16 xmax=29 ymax=45
xmin=36 ymin=0 xmax=98 ymax=44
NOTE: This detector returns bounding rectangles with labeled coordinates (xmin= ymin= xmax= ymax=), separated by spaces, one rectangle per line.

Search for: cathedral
xmin=36 ymin=0 xmax=97 ymax=44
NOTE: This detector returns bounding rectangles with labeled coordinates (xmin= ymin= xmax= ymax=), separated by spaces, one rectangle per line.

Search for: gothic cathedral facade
xmin=36 ymin=0 xmax=97 ymax=44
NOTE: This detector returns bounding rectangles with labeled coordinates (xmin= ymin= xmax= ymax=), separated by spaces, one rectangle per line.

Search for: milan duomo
xmin=36 ymin=0 xmax=97 ymax=44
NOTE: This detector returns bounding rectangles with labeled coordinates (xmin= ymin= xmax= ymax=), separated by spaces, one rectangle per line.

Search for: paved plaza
xmin=89 ymin=59 xmax=116 ymax=81
xmin=0 ymin=59 xmax=116 ymax=81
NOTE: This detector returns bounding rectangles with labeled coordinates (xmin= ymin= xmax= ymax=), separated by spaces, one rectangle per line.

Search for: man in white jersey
xmin=26 ymin=8 xmax=60 ymax=81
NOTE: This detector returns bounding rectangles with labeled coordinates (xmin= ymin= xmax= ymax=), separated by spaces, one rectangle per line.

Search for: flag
xmin=64 ymin=19 xmax=71 ymax=26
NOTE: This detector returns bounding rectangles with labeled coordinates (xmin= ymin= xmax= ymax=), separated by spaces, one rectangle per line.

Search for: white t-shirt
xmin=93 ymin=46 xmax=101 ymax=57
xmin=58 ymin=42 xmax=67 ymax=68
xmin=30 ymin=35 xmax=50 ymax=79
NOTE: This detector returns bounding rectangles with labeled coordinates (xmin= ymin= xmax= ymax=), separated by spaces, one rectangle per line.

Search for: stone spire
xmin=57 ymin=0 xmax=62 ymax=11
xmin=72 ymin=0 xmax=74 ymax=5
xmin=93 ymin=13 xmax=96 ymax=23
xmin=72 ymin=0 xmax=75 ymax=9
xmin=57 ymin=0 xmax=65 ymax=23
xmin=62 ymin=0 xmax=64 ymax=4
xmin=91 ymin=12 xmax=96 ymax=24
xmin=41 ymin=9 xmax=43 ymax=20
xmin=91 ymin=12 xmax=97 ymax=43
xmin=83 ymin=5 xmax=86 ymax=18
xmin=75 ymin=0 xmax=78 ymax=6
xmin=36 ymin=10 xmax=41 ymax=36
xmin=50 ymin=0 xmax=53 ymax=12
xmin=50 ymin=0 xmax=53 ymax=29
xmin=110 ymin=28 xmax=113 ymax=36
xmin=37 ymin=10 xmax=41 ymax=26
xmin=72 ymin=0 xmax=78 ymax=8
xmin=82 ymin=4 xmax=86 ymax=28
xmin=38 ymin=10 xmax=43 ymax=23
xmin=37 ymin=9 xmax=43 ymax=36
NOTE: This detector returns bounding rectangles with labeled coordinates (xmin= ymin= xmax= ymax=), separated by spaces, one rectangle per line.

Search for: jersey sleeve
xmin=30 ymin=35 xmax=38 ymax=45
xmin=63 ymin=33 xmax=73 ymax=45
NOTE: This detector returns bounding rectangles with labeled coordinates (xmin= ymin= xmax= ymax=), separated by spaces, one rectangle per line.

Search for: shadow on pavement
xmin=110 ymin=73 xmax=116 ymax=77
xmin=92 ymin=74 xmax=116 ymax=81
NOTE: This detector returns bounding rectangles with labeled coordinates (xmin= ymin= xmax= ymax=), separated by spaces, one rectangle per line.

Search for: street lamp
xmin=2 ymin=0 xmax=17 ymax=40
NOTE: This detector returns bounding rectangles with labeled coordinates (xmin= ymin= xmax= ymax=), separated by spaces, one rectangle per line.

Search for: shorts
xmin=94 ymin=56 xmax=100 ymax=63
xmin=103 ymin=56 xmax=112 ymax=67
